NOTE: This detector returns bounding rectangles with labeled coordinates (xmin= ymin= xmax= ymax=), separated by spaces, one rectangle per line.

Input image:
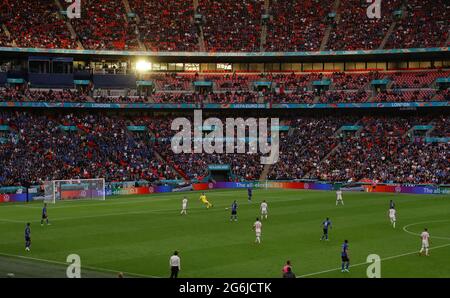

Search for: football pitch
xmin=0 ymin=189 xmax=449 ymax=278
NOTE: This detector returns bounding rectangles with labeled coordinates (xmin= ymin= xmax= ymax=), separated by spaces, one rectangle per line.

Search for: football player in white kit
xmin=388 ymin=207 xmax=396 ymax=228
xmin=253 ymin=218 xmax=262 ymax=244
xmin=180 ymin=196 xmax=188 ymax=215
xmin=419 ymin=228 xmax=430 ymax=256
xmin=260 ymin=200 xmax=268 ymax=220
xmin=336 ymin=189 xmax=344 ymax=205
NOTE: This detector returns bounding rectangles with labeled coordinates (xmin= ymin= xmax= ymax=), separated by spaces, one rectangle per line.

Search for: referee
xmin=169 ymin=251 xmax=181 ymax=278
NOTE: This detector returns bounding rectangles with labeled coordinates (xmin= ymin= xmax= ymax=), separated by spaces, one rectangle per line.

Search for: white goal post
xmin=43 ymin=178 xmax=106 ymax=204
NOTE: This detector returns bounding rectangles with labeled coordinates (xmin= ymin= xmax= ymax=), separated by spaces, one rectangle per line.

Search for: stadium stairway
xmin=122 ymin=0 xmax=132 ymax=15
xmin=1 ymin=24 xmax=16 ymax=47
xmin=378 ymin=4 xmax=406 ymax=49
xmin=427 ymin=122 xmax=437 ymax=137
xmin=259 ymin=119 xmax=291 ymax=181
xmin=144 ymin=126 xmax=189 ymax=181
xmin=53 ymin=0 xmax=83 ymax=49
xmin=193 ymin=0 xmax=206 ymax=52
xmin=122 ymin=0 xmax=147 ymax=51
xmin=303 ymin=119 xmax=364 ymax=179
xmin=320 ymin=0 xmax=341 ymax=51
xmin=197 ymin=25 xmax=206 ymax=52
xmin=259 ymin=163 xmax=272 ymax=181
xmin=312 ymin=94 xmax=321 ymax=103
xmin=259 ymin=0 xmax=270 ymax=51
xmin=153 ymin=150 xmax=189 ymax=181
xmin=403 ymin=119 xmax=435 ymax=140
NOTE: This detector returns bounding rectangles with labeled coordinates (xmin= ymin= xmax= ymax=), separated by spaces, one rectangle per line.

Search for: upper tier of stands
xmin=129 ymin=0 xmax=198 ymax=51
xmin=0 ymin=0 xmax=448 ymax=51
xmin=66 ymin=0 xmax=140 ymax=50
xmin=0 ymin=0 xmax=77 ymax=49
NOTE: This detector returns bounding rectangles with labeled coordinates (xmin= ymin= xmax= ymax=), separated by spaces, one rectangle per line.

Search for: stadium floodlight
xmin=44 ymin=178 xmax=106 ymax=204
xmin=135 ymin=60 xmax=152 ymax=73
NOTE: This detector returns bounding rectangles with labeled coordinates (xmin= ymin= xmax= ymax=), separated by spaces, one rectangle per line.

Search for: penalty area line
xmin=298 ymin=243 xmax=450 ymax=278
xmin=0 ymin=251 xmax=161 ymax=278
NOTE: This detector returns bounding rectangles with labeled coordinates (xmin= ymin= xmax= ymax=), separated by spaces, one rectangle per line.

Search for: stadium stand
xmin=0 ymin=0 xmax=447 ymax=190
xmin=0 ymin=0 xmax=77 ymax=49
xmin=430 ymin=115 xmax=450 ymax=137
xmin=198 ymin=0 xmax=264 ymax=52
xmin=308 ymin=116 xmax=449 ymax=184
xmin=0 ymin=0 xmax=449 ymax=283
xmin=0 ymin=111 xmax=178 ymax=186
xmin=1 ymin=70 xmax=447 ymax=104
xmin=129 ymin=0 xmax=199 ymax=51
xmin=388 ymin=70 xmax=450 ymax=89
xmin=146 ymin=73 xmax=196 ymax=91
xmin=372 ymin=90 xmax=436 ymax=102
xmin=318 ymin=90 xmax=370 ymax=103
xmin=326 ymin=0 xmax=403 ymax=51
xmin=386 ymin=0 xmax=449 ymax=49
xmin=0 ymin=0 xmax=448 ymax=51
xmin=268 ymin=116 xmax=354 ymax=180
xmin=66 ymin=0 xmax=140 ymax=50
xmin=265 ymin=0 xmax=332 ymax=52
xmin=0 ymin=111 xmax=448 ymax=186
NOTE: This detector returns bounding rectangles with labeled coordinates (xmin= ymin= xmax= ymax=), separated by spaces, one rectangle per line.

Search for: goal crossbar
xmin=44 ymin=178 xmax=106 ymax=203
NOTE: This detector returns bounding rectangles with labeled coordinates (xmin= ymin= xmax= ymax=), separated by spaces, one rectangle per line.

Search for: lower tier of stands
xmin=1 ymin=111 xmax=448 ymax=186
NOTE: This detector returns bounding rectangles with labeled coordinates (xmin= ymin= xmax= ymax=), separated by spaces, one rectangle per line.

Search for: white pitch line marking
xmin=403 ymin=220 xmax=450 ymax=240
xmin=0 ymin=252 xmax=160 ymax=278
xmin=299 ymin=243 xmax=450 ymax=277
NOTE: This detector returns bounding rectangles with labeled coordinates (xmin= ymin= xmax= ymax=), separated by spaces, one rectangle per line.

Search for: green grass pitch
xmin=0 ymin=189 xmax=449 ymax=278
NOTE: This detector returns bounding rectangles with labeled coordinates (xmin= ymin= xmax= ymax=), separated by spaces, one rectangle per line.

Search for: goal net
xmin=43 ymin=179 xmax=105 ymax=204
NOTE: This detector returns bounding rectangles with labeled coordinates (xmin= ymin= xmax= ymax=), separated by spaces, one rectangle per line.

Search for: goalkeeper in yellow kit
xmin=199 ymin=192 xmax=213 ymax=208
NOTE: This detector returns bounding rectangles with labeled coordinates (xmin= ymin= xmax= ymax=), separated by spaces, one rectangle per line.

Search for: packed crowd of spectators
xmin=326 ymin=0 xmax=402 ymax=51
xmin=129 ymin=0 xmax=198 ymax=51
xmin=1 ymin=0 xmax=77 ymax=49
xmin=0 ymin=0 xmax=448 ymax=51
xmin=153 ymin=116 xmax=266 ymax=181
xmin=68 ymin=0 xmax=140 ymax=50
xmin=308 ymin=116 xmax=449 ymax=184
xmin=0 ymin=111 xmax=448 ymax=186
xmin=386 ymin=0 xmax=449 ymax=49
xmin=198 ymin=0 xmax=264 ymax=51
xmin=268 ymin=117 xmax=355 ymax=180
xmin=163 ymin=151 xmax=264 ymax=181
xmin=0 ymin=111 xmax=178 ymax=186
xmin=265 ymin=0 xmax=332 ymax=52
